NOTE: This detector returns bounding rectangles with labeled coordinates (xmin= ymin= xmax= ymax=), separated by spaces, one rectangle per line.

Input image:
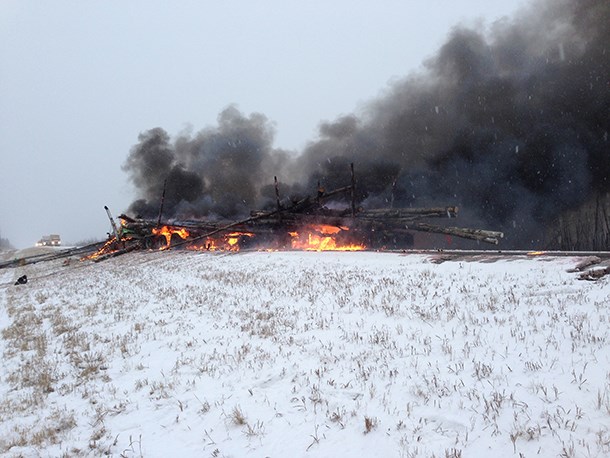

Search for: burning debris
xmin=121 ymin=0 xmax=609 ymax=250
xmin=88 ymin=163 xmax=503 ymax=261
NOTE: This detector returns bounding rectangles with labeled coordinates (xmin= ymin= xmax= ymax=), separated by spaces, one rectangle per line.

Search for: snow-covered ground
xmin=1 ymin=250 xmax=609 ymax=457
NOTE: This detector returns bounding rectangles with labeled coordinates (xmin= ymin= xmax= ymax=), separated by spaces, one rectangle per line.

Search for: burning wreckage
xmin=90 ymin=164 xmax=503 ymax=261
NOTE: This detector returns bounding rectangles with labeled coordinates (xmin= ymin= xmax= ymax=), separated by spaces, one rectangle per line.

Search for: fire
xmin=187 ymin=232 xmax=254 ymax=252
xmin=152 ymin=225 xmax=190 ymax=249
xmin=289 ymin=225 xmax=365 ymax=251
xmin=527 ymin=251 xmax=547 ymax=256
xmin=82 ymin=237 xmax=118 ymax=261
xmin=226 ymin=232 xmax=252 ymax=247
xmin=85 ymin=224 xmax=364 ymax=258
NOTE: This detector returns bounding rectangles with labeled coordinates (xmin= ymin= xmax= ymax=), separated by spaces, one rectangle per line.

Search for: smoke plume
xmin=123 ymin=107 xmax=291 ymax=219
xmin=123 ymin=0 xmax=609 ymax=248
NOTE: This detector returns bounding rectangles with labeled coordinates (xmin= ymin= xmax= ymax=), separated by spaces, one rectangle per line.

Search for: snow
xmin=1 ymin=250 xmax=609 ymax=457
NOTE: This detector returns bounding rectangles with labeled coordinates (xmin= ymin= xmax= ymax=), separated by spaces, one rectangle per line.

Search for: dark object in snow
xmin=14 ymin=275 xmax=27 ymax=285
xmin=578 ymin=266 xmax=610 ymax=281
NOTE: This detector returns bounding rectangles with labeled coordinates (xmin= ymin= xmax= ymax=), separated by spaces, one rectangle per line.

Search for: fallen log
xmin=410 ymin=223 xmax=504 ymax=244
xmin=0 ymin=242 xmax=107 ymax=270
xmin=250 ymin=206 xmax=458 ymax=220
xmin=280 ymin=185 xmax=354 ymax=214
xmin=250 ymin=214 xmax=349 ymax=227
xmin=250 ymin=207 xmax=353 ymax=218
xmin=93 ymin=243 xmax=140 ymax=262
xmin=358 ymin=207 xmax=458 ymax=219
xmin=578 ymin=266 xmax=610 ymax=281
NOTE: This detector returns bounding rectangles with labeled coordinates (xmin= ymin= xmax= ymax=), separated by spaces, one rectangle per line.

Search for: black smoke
xmin=123 ymin=107 xmax=292 ymax=219
xmin=123 ymin=0 xmax=609 ymax=248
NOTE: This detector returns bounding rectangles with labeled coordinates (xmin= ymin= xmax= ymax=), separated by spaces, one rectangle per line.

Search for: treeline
xmin=546 ymin=192 xmax=610 ymax=251
xmin=0 ymin=237 xmax=14 ymax=251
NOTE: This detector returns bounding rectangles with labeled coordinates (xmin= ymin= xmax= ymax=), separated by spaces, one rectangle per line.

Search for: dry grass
xmin=229 ymin=405 xmax=247 ymax=426
xmin=0 ymin=251 xmax=609 ymax=456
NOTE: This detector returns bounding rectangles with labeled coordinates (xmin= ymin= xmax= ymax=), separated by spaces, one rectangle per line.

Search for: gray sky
xmin=0 ymin=0 xmax=527 ymax=248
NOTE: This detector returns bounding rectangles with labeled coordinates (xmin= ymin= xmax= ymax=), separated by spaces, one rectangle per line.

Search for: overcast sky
xmin=0 ymin=0 xmax=527 ymax=249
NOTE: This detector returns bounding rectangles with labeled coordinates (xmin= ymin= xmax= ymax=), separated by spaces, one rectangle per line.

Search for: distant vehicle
xmin=36 ymin=234 xmax=61 ymax=247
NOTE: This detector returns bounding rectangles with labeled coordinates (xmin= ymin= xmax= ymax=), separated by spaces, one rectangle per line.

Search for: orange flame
xmin=527 ymin=251 xmax=547 ymax=256
xmin=289 ymin=225 xmax=365 ymax=251
xmin=82 ymin=237 xmax=122 ymax=261
xmin=187 ymin=232 xmax=254 ymax=252
xmin=152 ymin=226 xmax=190 ymax=249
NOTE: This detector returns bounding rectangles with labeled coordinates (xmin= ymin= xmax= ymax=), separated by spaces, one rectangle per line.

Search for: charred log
xmin=358 ymin=207 xmax=458 ymax=219
xmin=410 ymin=223 xmax=504 ymax=244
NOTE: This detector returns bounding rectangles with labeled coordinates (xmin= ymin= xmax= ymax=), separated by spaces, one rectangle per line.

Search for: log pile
xmin=102 ymin=163 xmax=503 ymax=257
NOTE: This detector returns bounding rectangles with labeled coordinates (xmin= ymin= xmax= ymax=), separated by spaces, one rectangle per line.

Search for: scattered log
xmin=250 ymin=215 xmax=349 ymax=227
xmin=0 ymin=242 xmax=107 ymax=270
xmin=578 ymin=266 xmax=610 ymax=281
xmin=287 ymin=185 xmax=354 ymax=214
xmin=250 ymin=206 xmax=457 ymax=221
xmin=410 ymin=223 xmax=504 ymax=244
xmin=358 ymin=207 xmax=458 ymax=219
xmin=93 ymin=243 xmax=140 ymax=262
xmin=566 ymin=256 xmax=601 ymax=272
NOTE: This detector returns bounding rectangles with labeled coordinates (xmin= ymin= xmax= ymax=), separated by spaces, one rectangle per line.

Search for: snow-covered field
xmin=1 ymin=250 xmax=609 ymax=457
